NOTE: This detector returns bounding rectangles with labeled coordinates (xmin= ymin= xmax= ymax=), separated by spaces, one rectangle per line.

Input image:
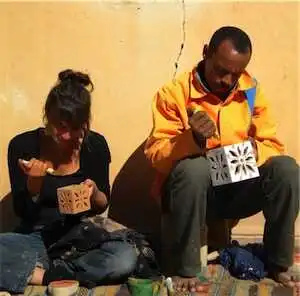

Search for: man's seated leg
xmin=214 ymin=155 xmax=299 ymax=287
xmin=162 ymin=156 xmax=211 ymax=293
xmin=260 ymin=156 xmax=299 ymax=287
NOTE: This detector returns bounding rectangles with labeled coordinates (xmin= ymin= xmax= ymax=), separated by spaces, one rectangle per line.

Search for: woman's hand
xmin=82 ymin=179 xmax=108 ymax=213
xmin=19 ymin=158 xmax=49 ymax=177
xmin=82 ymin=178 xmax=97 ymax=200
xmin=18 ymin=158 xmax=50 ymax=195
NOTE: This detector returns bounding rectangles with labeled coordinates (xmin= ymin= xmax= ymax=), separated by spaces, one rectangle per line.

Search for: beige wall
xmin=0 ymin=1 xmax=299 ymax=233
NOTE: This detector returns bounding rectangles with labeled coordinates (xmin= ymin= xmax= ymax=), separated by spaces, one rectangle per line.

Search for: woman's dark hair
xmin=44 ymin=69 xmax=94 ymax=129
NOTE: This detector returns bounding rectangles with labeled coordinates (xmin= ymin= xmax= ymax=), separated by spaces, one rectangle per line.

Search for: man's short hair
xmin=208 ymin=26 xmax=252 ymax=54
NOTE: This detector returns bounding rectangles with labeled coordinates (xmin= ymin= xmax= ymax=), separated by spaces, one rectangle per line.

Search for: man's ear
xmin=203 ymin=44 xmax=208 ymax=59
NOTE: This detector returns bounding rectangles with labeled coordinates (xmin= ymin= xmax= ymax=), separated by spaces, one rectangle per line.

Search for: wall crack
xmin=173 ymin=0 xmax=186 ymax=82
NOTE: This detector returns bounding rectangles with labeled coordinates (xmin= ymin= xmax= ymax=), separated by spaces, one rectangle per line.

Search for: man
xmin=144 ymin=26 xmax=299 ymax=293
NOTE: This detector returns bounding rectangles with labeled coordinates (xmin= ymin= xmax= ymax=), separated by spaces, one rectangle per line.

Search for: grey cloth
xmin=162 ymin=155 xmax=299 ymax=277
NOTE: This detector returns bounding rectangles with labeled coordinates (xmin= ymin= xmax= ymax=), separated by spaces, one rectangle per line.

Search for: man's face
xmin=203 ymin=39 xmax=251 ymax=98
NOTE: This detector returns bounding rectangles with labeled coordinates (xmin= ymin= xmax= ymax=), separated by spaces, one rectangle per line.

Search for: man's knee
xmin=162 ymin=156 xmax=211 ymax=213
xmin=169 ymin=156 xmax=211 ymax=186
xmin=264 ymin=155 xmax=299 ymax=183
xmin=263 ymin=156 xmax=299 ymax=209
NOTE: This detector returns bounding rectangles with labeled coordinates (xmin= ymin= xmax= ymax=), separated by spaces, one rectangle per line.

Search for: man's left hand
xmin=249 ymin=137 xmax=258 ymax=161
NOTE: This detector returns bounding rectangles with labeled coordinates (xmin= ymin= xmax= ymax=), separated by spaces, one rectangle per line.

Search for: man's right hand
xmin=187 ymin=109 xmax=217 ymax=145
xmin=18 ymin=158 xmax=49 ymax=195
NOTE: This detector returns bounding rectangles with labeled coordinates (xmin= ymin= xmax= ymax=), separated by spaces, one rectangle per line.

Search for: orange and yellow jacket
xmin=144 ymin=67 xmax=284 ymax=199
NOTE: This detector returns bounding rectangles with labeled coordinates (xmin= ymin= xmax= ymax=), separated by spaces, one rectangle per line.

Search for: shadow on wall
xmin=108 ymin=141 xmax=161 ymax=243
xmin=0 ymin=193 xmax=19 ymax=233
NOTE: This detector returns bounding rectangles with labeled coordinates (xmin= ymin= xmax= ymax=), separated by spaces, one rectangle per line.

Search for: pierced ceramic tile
xmin=57 ymin=184 xmax=91 ymax=214
xmin=206 ymin=141 xmax=260 ymax=187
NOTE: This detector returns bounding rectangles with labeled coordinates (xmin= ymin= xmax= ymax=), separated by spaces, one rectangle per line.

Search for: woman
xmin=0 ymin=70 xmax=137 ymax=293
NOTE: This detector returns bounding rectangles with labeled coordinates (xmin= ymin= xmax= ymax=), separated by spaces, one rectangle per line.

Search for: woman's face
xmin=46 ymin=120 xmax=87 ymax=150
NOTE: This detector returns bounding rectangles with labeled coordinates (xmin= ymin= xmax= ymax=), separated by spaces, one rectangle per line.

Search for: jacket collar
xmin=189 ymin=64 xmax=256 ymax=100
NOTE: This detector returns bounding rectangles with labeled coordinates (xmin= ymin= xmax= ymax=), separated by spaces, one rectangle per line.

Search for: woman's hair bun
xmin=58 ymin=69 xmax=93 ymax=90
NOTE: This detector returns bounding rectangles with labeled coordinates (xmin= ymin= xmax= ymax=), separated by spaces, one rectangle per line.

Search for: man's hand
xmin=187 ymin=108 xmax=217 ymax=146
xmin=18 ymin=158 xmax=49 ymax=195
xmin=249 ymin=137 xmax=258 ymax=161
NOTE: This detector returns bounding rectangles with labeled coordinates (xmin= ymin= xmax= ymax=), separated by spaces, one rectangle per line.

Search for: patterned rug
xmin=4 ymin=216 xmax=300 ymax=295
xmin=21 ymin=262 xmax=300 ymax=296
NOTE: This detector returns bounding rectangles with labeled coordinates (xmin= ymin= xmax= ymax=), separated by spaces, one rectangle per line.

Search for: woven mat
xmin=8 ymin=217 xmax=300 ymax=295
xmin=22 ymin=262 xmax=299 ymax=296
